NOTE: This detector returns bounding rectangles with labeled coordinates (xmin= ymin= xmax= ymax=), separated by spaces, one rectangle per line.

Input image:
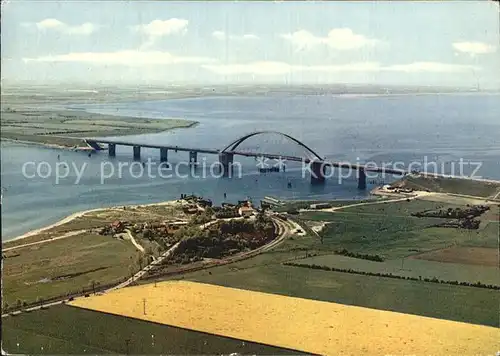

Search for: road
xmin=300 ymin=192 xmax=432 ymax=214
xmin=108 ymin=241 xmax=181 ymax=291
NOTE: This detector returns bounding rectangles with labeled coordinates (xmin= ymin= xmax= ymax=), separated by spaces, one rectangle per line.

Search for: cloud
xmin=203 ymin=61 xmax=382 ymax=76
xmin=22 ymin=50 xmax=216 ymax=66
xmin=280 ymin=28 xmax=382 ymax=51
xmin=133 ymin=19 xmax=188 ymax=49
xmin=452 ymin=41 xmax=496 ymax=56
xmin=202 ymin=61 xmax=479 ymax=76
xmin=212 ymin=31 xmax=259 ymax=41
xmin=25 ymin=18 xmax=97 ymax=35
xmin=384 ymin=62 xmax=480 ymax=73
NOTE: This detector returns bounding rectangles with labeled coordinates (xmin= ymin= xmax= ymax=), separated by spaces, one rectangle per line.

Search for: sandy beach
xmin=3 ymin=199 xmax=184 ymax=244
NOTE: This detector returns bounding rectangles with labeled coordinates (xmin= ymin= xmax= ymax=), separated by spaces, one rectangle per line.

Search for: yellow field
xmin=70 ymin=281 xmax=499 ymax=356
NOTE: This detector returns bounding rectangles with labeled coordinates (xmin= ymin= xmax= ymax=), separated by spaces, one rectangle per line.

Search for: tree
xmin=136 ymin=254 xmax=145 ymax=269
xmin=90 ymin=280 xmax=97 ymax=294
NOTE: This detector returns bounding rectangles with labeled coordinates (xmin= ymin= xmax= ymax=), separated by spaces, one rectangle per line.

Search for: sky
xmin=1 ymin=1 xmax=499 ymax=88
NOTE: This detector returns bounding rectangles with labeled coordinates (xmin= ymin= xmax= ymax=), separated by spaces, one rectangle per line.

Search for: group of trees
xmin=412 ymin=205 xmax=489 ymax=230
xmin=190 ymin=208 xmax=214 ymax=225
xmin=164 ymin=217 xmax=275 ymax=264
xmin=412 ymin=205 xmax=489 ymax=219
xmin=335 ymin=248 xmax=385 ymax=262
xmin=284 ymin=262 xmax=500 ymax=290
xmin=214 ymin=208 xmax=240 ymax=219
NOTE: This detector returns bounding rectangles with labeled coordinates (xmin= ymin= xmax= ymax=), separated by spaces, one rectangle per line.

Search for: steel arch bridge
xmin=220 ymin=130 xmax=324 ymax=161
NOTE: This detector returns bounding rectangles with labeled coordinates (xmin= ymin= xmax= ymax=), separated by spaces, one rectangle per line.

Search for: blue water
xmin=2 ymin=93 xmax=500 ymax=240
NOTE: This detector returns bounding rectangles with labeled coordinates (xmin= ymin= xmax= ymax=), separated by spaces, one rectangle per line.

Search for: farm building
xmin=310 ymin=203 xmax=332 ymax=210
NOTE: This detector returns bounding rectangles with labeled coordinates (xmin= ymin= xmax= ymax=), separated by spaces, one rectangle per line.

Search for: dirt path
xmin=2 ymin=230 xmax=87 ymax=252
xmin=123 ymin=229 xmax=145 ymax=253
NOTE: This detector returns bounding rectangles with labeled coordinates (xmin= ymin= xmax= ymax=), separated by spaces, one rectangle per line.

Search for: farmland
xmin=66 ymin=280 xmax=498 ymax=356
xmin=178 ymin=255 xmax=499 ymax=327
xmin=412 ymin=246 xmax=499 ymax=267
xmin=2 ymin=181 xmax=499 ymax=354
xmin=1 ymin=305 xmax=301 ymax=355
xmin=2 ymin=232 xmax=139 ymax=306
xmin=293 ymin=254 xmax=500 ymax=286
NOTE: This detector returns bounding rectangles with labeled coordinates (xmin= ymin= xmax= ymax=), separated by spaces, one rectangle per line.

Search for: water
xmin=2 ymin=93 xmax=500 ymax=240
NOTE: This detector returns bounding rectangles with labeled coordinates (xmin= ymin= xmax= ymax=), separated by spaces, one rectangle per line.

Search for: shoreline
xmin=0 ymin=102 xmax=200 ymax=151
xmin=0 ymin=137 xmax=92 ymax=151
xmin=2 ymin=199 xmax=185 ymax=244
xmin=0 ymin=120 xmax=200 ymax=151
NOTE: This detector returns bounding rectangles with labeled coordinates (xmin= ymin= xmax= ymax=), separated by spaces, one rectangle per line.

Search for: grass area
xmin=2 ymin=233 xmax=139 ymax=305
xmin=297 ymin=200 xmax=498 ymax=259
xmin=338 ymin=199 xmax=462 ymax=215
xmin=0 ymin=108 xmax=197 ymax=147
xmin=296 ymin=254 xmax=500 ymax=286
xmin=394 ymin=175 xmax=500 ymax=198
xmin=2 ymin=305 xmax=304 ymax=355
xmin=174 ymin=261 xmax=499 ymax=327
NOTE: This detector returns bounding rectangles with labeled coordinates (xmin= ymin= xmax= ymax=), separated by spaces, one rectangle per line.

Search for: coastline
xmin=0 ymin=137 xmax=93 ymax=151
xmin=2 ymin=199 xmax=185 ymax=244
xmin=0 ymin=101 xmax=200 ymax=151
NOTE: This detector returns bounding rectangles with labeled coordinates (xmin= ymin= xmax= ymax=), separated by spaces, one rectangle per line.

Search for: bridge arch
xmin=220 ymin=131 xmax=323 ymax=161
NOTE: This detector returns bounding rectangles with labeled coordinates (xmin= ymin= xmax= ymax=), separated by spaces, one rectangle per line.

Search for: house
xmin=238 ymin=206 xmax=255 ymax=217
xmin=310 ymin=203 xmax=332 ymax=210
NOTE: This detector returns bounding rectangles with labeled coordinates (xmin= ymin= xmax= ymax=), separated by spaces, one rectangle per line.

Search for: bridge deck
xmin=85 ymin=139 xmax=406 ymax=176
xmin=86 ymin=139 xmax=219 ymax=155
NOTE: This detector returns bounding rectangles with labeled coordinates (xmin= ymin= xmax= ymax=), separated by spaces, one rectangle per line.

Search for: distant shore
xmin=0 ymin=102 xmax=199 ymax=150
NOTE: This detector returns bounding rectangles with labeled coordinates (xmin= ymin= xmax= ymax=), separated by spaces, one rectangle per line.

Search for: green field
xmin=295 ymin=254 xmax=500 ymax=286
xmin=1 ymin=305 xmax=305 ymax=355
xmin=2 ymin=233 xmax=139 ymax=306
xmin=297 ymin=201 xmax=498 ymax=259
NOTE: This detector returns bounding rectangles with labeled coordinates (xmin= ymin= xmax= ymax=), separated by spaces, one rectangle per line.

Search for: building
xmin=310 ymin=203 xmax=332 ymax=210
xmin=238 ymin=206 xmax=255 ymax=217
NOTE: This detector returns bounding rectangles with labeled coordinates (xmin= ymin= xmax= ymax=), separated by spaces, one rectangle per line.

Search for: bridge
xmin=85 ymin=131 xmax=407 ymax=189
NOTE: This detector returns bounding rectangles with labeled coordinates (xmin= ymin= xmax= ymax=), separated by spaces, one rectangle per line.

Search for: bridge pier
xmin=160 ymin=148 xmax=168 ymax=162
xmin=108 ymin=143 xmax=116 ymax=157
xmin=218 ymin=152 xmax=234 ymax=177
xmin=133 ymin=146 xmax=141 ymax=161
xmin=310 ymin=161 xmax=326 ymax=184
xmin=358 ymin=168 xmax=367 ymax=190
xmin=189 ymin=151 xmax=198 ymax=165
